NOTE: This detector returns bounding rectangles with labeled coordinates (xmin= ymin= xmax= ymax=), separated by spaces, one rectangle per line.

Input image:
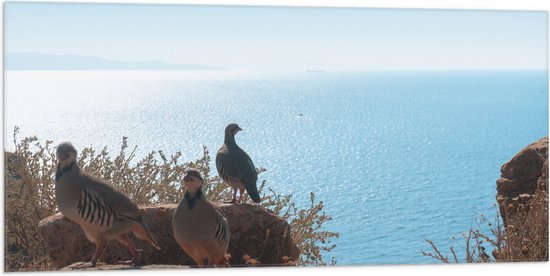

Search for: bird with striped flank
xmin=172 ymin=168 xmax=231 ymax=267
xmin=216 ymin=123 xmax=261 ymax=204
xmin=54 ymin=142 xmax=161 ymax=267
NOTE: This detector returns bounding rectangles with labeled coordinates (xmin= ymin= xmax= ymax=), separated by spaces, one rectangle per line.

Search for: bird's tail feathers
xmin=132 ymin=216 xmax=161 ymax=250
xmin=246 ymin=183 xmax=261 ymax=203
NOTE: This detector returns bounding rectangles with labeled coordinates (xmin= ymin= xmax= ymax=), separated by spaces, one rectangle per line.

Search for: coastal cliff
xmin=496 ymin=137 xmax=548 ymax=225
xmin=38 ymin=203 xmax=300 ymax=269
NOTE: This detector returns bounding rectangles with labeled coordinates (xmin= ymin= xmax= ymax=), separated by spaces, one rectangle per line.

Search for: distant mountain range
xmin=5 ymin=52 xmax=221 ymax=71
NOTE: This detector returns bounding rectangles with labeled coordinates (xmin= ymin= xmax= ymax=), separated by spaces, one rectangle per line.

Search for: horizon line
xmin=6 ymin=51 xmax=547 ymax=72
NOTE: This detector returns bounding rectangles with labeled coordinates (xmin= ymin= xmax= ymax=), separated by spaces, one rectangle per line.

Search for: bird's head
xmin=183 ymin=168 xmax=204 ymax=192
xmin=226 ymin=123 xmax=242 ymax=136
xmin=56 ymin=142 xmax=77 ymax=168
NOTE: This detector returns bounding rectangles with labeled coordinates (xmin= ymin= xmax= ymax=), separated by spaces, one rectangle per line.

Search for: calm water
xmin=4 ymin=70 xmax=548 ymax=265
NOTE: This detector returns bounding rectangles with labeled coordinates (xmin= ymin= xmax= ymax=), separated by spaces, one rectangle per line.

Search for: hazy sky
xmin=5 ymin=2 xmax=548 ymax=71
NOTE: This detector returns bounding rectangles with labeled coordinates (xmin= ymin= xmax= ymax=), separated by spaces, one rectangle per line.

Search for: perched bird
xmin=215 ymin=123 xmax=261 ymax=204
xmin=172 ymin=168 xmax=230 ymax=267
xmin=54 ymin=142 xmax=160 ymax=267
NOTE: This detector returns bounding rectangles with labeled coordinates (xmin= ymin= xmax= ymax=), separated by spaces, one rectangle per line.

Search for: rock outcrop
xmin=496 ymin=137 xmax=548 ymax=224
xmin=61 ymin=262 xmax=188 ymax=271
xmin=39 ymin=203 xmax=300 ymax=269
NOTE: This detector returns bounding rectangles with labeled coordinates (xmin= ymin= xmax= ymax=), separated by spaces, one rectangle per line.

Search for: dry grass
xmin=262 ymin=189 xmax=339 ymax=265
xmin=421 ymin=190 xmax=548 ymax=263
xmin=3 ymin=127 xmax=339 ymax=271
xmin=494 ymin=190 xmax=548 ymax=262
xmin=421 ymin=209 xmax=502 ymax=263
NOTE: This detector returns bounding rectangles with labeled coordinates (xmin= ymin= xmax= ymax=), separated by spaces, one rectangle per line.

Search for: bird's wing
xmin=80 ymin=173 xmax=142 ymax=222
xmin=216 ymin=144 xmax=261 ymax=202
xmin=216 ymin=144 xmax=237 ymax=181
xmin=74 ymin=185 xmax=117 ymax=227
xmin=237 ymin=150 xmax=260 ymax=202
xmin=213 ymin=208 xmax=230 ymax=249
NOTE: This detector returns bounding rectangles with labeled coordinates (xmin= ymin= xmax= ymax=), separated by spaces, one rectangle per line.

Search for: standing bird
xmin=172 ymin=169 xmax=230 ymax=267
xmin=54 ymin=142 xmax=160 ymax=267
xmin=215 ymin=123 xmax=261 ymax=204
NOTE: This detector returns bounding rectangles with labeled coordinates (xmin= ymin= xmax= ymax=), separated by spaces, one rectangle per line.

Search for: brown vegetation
xmin=494 ymin=189 xmax=548 ymax=262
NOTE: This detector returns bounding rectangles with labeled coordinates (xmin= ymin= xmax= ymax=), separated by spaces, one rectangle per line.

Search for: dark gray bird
xmin=172 ymin=169 xmax=230 ymax=267
xmin=55 ymin=142 xmax=160 ymax=267
xmin=215 ymin=123 xmax=261 ymax=203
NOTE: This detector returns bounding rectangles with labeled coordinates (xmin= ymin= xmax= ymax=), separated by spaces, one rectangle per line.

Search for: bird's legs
xmin=116 ymin=233 xmax=142 ymax=266
xmin=214 ymin=255 xmax=227 ymax=267
xmin=202 ymin=256 xmax=210 ymax=268
xmin=223 ymin=178 xmax=242 ymax=204
xmin=223 ymin=188 xmax=238 ymax=204
xmin=89 ymin=239 xmax=106 ymax=267
xmin=237 ymin=187 xmax=245 ymax=204
xmin=222 ymin=178 xmax=239 ymax=204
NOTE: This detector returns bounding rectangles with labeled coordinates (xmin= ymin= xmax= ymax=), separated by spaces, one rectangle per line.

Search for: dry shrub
xmin=4 ymin=130 xmax=56 ymax=271
xmin=3 ymin=128 xmax=338 ymax=271
xmin=494 ymin=190 xmax=548 ymax=262
xmin=421 ymin=191 xmax=548 ymax=263
xmin=262 ymin=190 xmax=339 ymax=265
xmin=242 ymin=254 xmax=260 ymax=266
xmin=421 ymin=210 xmax=501 ymax=263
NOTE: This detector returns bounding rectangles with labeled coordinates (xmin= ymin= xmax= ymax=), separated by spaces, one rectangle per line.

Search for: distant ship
xmin=306 ymin=69 xmax=326 ymax=73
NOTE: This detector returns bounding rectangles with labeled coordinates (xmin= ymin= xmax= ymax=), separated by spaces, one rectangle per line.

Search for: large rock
xmin=38 ymin=203 xmax=300 ymax=269
xmin=61 ymin=262 xmax=188 ymax=271
xmin=496 ymin=137 xmax=548 ymax=224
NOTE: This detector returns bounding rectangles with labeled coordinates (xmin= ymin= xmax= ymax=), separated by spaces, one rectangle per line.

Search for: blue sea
xmin=4 ymin=70 xmax=548 ymax=265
